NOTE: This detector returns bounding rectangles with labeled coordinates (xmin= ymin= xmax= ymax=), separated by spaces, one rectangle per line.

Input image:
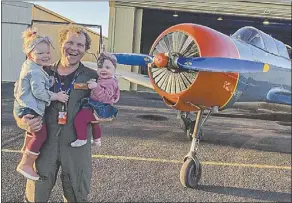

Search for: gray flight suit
xmin=14 ymin=61 xmax=97 ymax=202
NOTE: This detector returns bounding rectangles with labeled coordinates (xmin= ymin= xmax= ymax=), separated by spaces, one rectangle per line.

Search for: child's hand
xmin=56 ymin=91 xmax=69 ymax=103
xmin=88 ymin=81 xmax=98 ymax=89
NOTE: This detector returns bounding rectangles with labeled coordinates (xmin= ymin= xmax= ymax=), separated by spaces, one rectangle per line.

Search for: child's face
xmin=29 ymin=42 xmax=52 ymax=66
xmin=97 ymin=59 xmax=115 ymax=79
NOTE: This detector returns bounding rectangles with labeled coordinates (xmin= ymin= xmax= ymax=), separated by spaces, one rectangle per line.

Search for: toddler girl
xmin=14 ymin=28 xmax=68 ymax=180
xmin=71 ymin=52 xmax=120 ymax=147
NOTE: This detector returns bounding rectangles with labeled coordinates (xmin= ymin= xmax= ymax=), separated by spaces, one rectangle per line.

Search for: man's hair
xmin=59 ymin=24 xmax=91 ymax=51
xmin=97 ymin=52 xmax=117 ymax=68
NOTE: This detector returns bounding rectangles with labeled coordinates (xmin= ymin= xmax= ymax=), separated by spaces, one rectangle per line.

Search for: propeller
xmin=113 ymin=53 xmax=269 ymax=73
xmin=176 ymin=57 xmax=270 ymax=73
xmin=113 ymin=53 xmax=153 ymax=66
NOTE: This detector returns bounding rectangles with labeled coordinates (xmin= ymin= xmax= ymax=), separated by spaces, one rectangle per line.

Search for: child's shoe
xmin=71 ymin=139 xmax=87 ymax=147
xmin=91 ymin=138 xmax=101 ymax=147
xmin=16 ymin=150 xmax=39 ymax=181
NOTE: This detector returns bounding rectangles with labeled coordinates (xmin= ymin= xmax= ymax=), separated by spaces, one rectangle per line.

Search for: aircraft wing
xmin=82 ymin=61 xmax=154 ymax=90
xmin=266 ymin=88 xmax=291 ymax=105
xmin=115 ymin=69 xmax=153 ymax=89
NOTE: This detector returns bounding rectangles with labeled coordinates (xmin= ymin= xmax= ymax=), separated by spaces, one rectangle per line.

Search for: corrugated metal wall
xmin=1 ymin=1 xmax=32 ymax=82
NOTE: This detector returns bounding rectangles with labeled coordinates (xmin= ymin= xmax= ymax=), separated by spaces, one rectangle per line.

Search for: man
xmin=14 ymin=24 xmax=97 ymax=202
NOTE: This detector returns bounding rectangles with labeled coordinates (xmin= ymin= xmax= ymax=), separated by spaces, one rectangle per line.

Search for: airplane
xmin=83 ymin=23 xmax=291 ymax=189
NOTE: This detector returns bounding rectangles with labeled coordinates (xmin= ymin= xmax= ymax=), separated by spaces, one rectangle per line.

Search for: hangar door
xmin=1 ymin=2 xmax=32 ymax=82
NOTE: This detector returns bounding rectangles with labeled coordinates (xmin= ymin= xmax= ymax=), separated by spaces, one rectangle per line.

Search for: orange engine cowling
xmin=148 ymin=23 xmax=240 ymax=112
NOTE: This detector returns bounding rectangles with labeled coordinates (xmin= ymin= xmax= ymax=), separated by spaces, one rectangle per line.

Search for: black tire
xmin=180 ymin=157 xmax=202 ymax=188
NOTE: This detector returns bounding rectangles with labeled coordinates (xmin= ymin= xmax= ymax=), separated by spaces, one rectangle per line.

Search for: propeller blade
xmin=176 ymin=57 xmax=270 ymax=73
xmin=113 ymin=53 xmax=153 ymax=66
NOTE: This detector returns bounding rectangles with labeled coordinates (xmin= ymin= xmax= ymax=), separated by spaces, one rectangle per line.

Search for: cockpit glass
xmin=232 ymin=27 xmax=265 ymax=49
xmin=275 ymin=40 xmax=290 ymax=59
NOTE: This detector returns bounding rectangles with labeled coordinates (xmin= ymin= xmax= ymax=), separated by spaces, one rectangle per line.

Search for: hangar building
xmin=108 ymin=0 xmax=291 ymax=90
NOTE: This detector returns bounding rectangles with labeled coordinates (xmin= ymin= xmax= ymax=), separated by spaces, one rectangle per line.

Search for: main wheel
xmin=180 ymin=156 xmax=202 ymax=188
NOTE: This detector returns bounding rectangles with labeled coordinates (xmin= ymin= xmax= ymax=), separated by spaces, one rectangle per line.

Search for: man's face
xmin=61 ymin=31 xmax=86 ymax=66
xmin=97 ymin=59 xmax=116 ymax=79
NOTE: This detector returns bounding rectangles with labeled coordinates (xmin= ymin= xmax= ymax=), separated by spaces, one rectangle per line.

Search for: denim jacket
xmin=13 ymin=60 xmax=53 ymax=116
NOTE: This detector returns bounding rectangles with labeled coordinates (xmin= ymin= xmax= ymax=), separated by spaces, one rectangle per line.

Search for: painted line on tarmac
xmin=2 ymin=148 xmax=291 ymax=170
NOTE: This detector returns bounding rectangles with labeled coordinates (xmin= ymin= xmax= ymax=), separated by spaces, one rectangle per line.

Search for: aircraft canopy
xmin=232 ymin=26 xmax=290 ymax=59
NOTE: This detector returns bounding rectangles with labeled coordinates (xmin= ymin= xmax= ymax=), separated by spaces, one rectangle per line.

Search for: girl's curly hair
xmin=97 ymin=52 xmax=117 ymax=69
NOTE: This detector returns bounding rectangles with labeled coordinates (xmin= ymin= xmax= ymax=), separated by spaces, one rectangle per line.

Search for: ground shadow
xmin=200 ymin=124 xmax=291 ymax=154
xmin=198 ymin=185 xmax=291 ymax=202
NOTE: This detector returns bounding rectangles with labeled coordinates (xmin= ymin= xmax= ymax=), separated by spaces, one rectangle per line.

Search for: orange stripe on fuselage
xmin=149 ymin=24 xmax=239 ymax=112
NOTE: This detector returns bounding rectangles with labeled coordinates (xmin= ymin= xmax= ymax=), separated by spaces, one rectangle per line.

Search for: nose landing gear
xmin=179 ymin=108 xmax=212 ymax=188
xmin=179 ymin=111 xmax=206 ymax=141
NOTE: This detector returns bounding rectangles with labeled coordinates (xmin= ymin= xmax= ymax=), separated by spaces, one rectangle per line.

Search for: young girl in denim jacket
xmin=14 ymin=28 xmax=68 ymax=180
xmin=71 ymin=52 xmax=120 ymax=147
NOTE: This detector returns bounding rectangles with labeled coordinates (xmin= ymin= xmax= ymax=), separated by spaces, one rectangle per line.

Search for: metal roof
xmin=114 ymin=0 xmax=292 ymax=20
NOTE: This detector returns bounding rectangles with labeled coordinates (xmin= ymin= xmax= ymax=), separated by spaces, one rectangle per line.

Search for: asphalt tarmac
xmin=1 ymin=83 xmax=291 ymax=202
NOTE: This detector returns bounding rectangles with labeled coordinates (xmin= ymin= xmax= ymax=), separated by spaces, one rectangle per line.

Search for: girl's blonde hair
xmin=22 ymin=27 xmax=54 ymax=54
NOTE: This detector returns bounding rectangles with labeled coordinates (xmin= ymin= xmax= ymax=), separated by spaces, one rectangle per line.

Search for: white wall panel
xmin=1 ymin=1 xmax=32 ymax=82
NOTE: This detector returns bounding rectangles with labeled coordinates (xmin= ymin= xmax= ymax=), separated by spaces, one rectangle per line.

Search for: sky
xmin=28 ymin=1 xmax=109 ymax=37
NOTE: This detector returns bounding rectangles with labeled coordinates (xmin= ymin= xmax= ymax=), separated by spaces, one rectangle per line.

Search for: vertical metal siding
xmin=112 ymin=6 xmax=136 ymax=90
xmin=1 ymin=2 xmax=32 ymax=82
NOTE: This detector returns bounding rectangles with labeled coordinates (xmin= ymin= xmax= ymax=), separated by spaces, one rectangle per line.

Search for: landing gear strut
xmin=179 ymin=111 xmax=196 ymax=141
xmin=179 ymin=111 xmax=209 ymax=141
xmin=179 ymin=108 xmax=212 ymax=188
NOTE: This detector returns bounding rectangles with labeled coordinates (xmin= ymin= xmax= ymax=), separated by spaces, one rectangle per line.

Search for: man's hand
xmin=22 ymin=114 xmax=42 ymax=133
xmin=88 ymin=81 xmax=98 ymax=89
